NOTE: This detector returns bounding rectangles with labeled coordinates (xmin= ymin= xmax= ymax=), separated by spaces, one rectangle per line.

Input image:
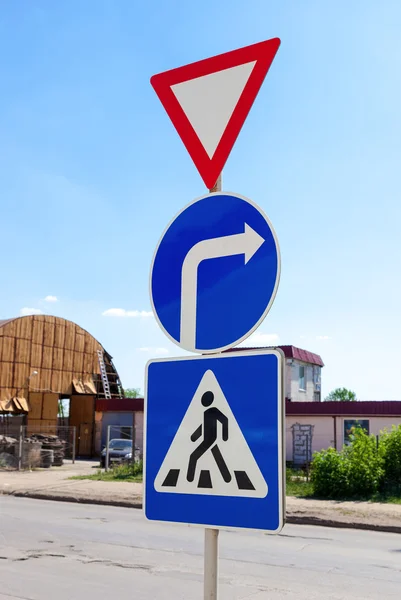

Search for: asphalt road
xmin=0 ymin=497 xmax=400 ymax=600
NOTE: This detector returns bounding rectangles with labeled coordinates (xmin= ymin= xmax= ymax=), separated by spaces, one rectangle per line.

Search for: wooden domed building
xmin=0 ymin=315 xmax=123 ymax=455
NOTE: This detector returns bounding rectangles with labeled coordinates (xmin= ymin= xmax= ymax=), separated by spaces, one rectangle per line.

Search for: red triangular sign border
xmin=151 ymin=38 xmax=280 ymax=189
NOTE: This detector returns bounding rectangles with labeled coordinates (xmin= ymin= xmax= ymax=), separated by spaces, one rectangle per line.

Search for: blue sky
xmin=1 ymin=1 xmax=400 ymax=399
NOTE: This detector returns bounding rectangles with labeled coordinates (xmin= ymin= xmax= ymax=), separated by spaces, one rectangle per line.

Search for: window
xmin=120 ymin=427 xmax=132 ymax=440
xmin=299 ymin=366 xmax=306 ymax=391
xmin=313 ymin=366 xmax=321 ymax=390
xmin=109 ymin=439 xmax=132 ymax=448
xmin=344 ymin=420 xmax=369 ymax=445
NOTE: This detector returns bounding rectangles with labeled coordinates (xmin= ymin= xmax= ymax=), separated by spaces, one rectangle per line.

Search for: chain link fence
xmin=0 ymin=422 xmax=76 ymax=471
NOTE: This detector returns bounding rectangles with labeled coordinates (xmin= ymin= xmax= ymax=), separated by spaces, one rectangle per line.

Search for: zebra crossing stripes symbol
xmin=154 ymin=370 xmax=268 ymax=498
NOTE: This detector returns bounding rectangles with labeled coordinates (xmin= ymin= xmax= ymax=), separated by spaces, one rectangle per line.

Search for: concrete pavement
xmin=0 ymin=460 xmax=143 ymax=507
xmin=0 ymin=496 xmax=400 ymax=600
xmin=1 ymin=461 xmax=401 ymax=533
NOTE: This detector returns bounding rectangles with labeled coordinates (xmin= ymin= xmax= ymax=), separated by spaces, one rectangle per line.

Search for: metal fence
xmin=103 ymin=424 xmax=142 ymax=471
xmin=0 ymin=423 xmax=76 ymax=471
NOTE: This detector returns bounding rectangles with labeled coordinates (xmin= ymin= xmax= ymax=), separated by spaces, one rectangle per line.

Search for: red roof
xmin=96 ymin=398 xmax=401 ymax=416
xmin=224 ymin=345 xmax=324 ymax=367
xmin=286 ymin=401 xmax=401 ymax=416
xmin=96 ymin=397 xmax=144 ymax=412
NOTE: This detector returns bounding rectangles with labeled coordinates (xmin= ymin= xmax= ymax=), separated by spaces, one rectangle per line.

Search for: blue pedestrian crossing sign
xmin=144 ymin=349 xmax=285 ymax=532
xmin=150 ymin=192 xmax=280 ymax=354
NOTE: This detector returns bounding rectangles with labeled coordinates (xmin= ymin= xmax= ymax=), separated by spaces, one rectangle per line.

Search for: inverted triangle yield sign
xmin=150 ymin=38 xmax=280 ymax=189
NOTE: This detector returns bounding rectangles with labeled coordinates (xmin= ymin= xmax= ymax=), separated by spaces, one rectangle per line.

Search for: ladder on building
xmin=97 ymin=349 xmax=111 ymax=399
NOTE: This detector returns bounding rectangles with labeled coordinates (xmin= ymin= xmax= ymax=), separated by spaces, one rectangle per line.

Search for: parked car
xmin=100 ymin=439 xmax=140 ymax=468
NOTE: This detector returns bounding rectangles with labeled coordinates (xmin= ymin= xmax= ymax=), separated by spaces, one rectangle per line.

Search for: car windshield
xmin=109 ymin=439 xmax=132 ymax=449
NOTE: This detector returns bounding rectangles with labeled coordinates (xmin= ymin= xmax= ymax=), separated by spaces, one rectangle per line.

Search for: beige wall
xmin=97 ymin=411 xmax=401 ymax=464
xmin=286 ymin=416 xmax=335 ymax=460
xmin=286 ymin=415 xmax=401 ymax=462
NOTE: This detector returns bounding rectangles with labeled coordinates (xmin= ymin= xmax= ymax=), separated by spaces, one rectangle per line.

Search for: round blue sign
xmin=150 ymin=192 xmax=280 ymax=353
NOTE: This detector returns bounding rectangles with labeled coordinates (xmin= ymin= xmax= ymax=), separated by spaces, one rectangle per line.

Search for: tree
xmin=325 ymin=387 xmax=357 ymax=402
xmin=124 ymin=387 xmax=142 ymax=398
xmin=58 ymin=399 xmax=69 ymax=417
xmin=58 ymin=399 xmax=65 ymax=418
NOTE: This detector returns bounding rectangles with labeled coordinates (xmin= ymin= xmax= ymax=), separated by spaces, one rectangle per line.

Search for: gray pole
xmin=17 ymin=425 xmax=23 ymax=471
xmin=105 ymin=425 xmax=111 ymax=471
xmin=204 ymin=172 xmax=221 ymax=600
xmin=132 ymin=411 xmax=136 ymax=466
xmin=204 ymin=528 xmax=219 ymax=599
xmin=72 ymin=427 xmax=76 ymax=464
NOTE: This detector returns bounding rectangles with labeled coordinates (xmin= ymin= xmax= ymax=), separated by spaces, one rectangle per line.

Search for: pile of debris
xmin=0 ymin=434 xmax=17 ymax=450
xmin=0 ymin=433 xmax=67 ymax=469
xmin=0 ymin=435 xmax=18 ymax=469
xmin=28 ymin=434 xmax=66 ymax=467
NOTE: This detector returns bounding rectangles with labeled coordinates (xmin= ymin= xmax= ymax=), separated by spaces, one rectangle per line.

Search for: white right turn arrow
xmin=180 ymin=223 xmax=265 ymax=351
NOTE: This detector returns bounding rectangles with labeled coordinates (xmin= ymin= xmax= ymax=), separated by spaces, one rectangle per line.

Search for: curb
xmin=4 ymin=491 xmax=401 ymax=534
xmin=286 ymin=515 xmax=401 ymax=535
xmin=9 ymin=491 xmax=142 ymax=510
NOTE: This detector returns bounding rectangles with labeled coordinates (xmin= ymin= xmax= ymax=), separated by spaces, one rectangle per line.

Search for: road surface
xmin=0 ymin=497 xmax=400 ymax=599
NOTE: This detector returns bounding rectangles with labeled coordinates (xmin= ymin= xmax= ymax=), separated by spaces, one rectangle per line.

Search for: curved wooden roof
xmin=0 ymin=318 xmax=17 ymax=328
xmin=0 ymin=315 xmax=122 ymax=411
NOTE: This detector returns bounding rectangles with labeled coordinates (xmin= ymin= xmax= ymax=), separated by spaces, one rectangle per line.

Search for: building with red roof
xmin=225 ymin=345 xmax=324 ymax=402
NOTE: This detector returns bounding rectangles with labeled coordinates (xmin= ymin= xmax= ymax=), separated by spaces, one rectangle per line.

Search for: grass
xmin=380 ymin=496 xmax=401 ymax=505
xmin=70 ymin=461 xmax=143 ymax=483
xmin=370 ymin=488 xmax=401 ymax=505
xmin=285 ymin=468 xmax=314 ymax=498
xmin=285 ymin=469 xmax=401 ymax=504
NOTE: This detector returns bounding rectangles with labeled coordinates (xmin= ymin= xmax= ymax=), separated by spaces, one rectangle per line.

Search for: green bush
xmin=311 ymin=427 xmax=383 ymax=499
xmin=311 ymin=447 xmax=349 ymax=498
xmin=381 ymin=425 xmax=401 ymax=491
xmin=344 ymin=428 xmax=384 ymax=497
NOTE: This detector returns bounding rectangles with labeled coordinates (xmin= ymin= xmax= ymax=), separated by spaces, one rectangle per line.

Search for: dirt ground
xmin=286 ymin=496 xmax=401 ymax=532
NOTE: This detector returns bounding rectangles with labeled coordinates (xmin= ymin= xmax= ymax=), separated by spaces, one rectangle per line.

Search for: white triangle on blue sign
xmin=154 ymin=369 xmax=268 ymax=498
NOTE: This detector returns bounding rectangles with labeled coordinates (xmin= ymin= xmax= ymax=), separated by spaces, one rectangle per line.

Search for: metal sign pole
xmin=72 ymin=427 xmax=76 ymax=464
xmin=105 ymin=425 xmax=111 ymax=471
xmin=204 ymin=528 xmax=219 ymax=599
xmin=17 ymin=425 xmax=23 ymax=471
xmin=203 ymin=172 xmax=222 ymax=600
xmin=132 ymin=412 xmax=136 ymax=465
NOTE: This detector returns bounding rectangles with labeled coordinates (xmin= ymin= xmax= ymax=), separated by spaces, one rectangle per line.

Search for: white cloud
xmin=102 ymin=308 xmax=153 ymax=318
xmin=44 ymin=295 xmax=58 ymax=303
xmin=239 ymin=332 xmax=279 ymax=347
xmin=316 ymin=335 xmax=331 ymax=340
xmin=20 ymin=307 xmax=43 ymax=316
xmin=138 ymin=347 xmax=169 ymax=355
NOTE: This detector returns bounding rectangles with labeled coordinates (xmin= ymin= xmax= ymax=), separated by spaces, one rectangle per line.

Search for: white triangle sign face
xmin=154 ymin=369 xmax=268 ymax=498
xmin=171 ymin=61 xmax=256 ymax=159
xmin=150 ymin=38 xmax=281 ymax=188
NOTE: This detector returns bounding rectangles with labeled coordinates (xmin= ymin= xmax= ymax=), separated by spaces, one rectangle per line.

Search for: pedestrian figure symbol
xmin=187 ymin=391 xmax=231 ymax=484
xmin=154 ymin=369 xmax=268 ymax=498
